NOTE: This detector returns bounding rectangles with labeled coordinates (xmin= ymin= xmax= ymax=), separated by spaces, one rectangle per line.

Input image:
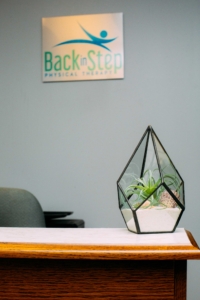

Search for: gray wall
xmin=0 ymin=0 xmax=200 ymax=298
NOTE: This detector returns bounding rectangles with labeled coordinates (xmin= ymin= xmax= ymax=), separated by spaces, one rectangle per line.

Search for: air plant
xmin=125 ymin=169 xmax=180 ymax=209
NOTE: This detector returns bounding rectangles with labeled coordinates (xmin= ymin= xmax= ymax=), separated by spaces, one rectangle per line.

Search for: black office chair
xmin=0 ymin=188 xmax=46 ymax=227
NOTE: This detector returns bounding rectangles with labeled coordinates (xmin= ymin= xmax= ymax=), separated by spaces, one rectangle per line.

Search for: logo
xmin=42 ymin=13 xmax=124 ymax=82
xmin=55 ymin=24 xmax=117 ymax=52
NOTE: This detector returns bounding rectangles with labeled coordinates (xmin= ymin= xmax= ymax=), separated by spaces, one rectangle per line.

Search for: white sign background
xmin=42 ymin=13 xmax=124 ymax=82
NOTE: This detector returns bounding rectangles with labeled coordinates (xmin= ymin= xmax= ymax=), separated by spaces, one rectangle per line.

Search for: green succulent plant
xmin=125 ymin=169 xmax=180 ymax=209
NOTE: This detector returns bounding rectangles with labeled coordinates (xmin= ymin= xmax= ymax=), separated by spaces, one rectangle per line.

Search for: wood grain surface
xmin=174 ymin=260 xmax=187 ymax=300
xmin=0 ymin=229 xmax=193 ymax=299
xmin=0 ymin=259 xmax=179 ymax=300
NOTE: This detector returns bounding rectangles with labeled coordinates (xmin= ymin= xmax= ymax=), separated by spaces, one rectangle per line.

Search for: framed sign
xmin=42 ymin=13 xmax=124 ymax=82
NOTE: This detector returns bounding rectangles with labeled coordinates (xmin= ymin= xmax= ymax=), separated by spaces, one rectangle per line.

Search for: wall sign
xmin=42 ymin=13 xmax=124 ymax=82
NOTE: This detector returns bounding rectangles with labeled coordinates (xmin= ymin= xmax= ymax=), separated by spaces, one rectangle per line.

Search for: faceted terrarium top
xmin=117 ymin=125 xmax=185 ymax=234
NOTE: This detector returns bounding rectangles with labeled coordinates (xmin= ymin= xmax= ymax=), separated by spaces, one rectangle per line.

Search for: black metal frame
xmin=117 ymin=125 xmax=185 ymax=234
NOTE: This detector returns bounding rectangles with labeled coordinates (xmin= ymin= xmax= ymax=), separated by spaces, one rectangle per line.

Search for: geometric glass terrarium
xmin=117 ymin=125 xmax=185 ymax=234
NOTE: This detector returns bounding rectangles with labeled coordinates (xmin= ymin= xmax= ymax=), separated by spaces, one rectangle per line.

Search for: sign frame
xmin=42 ymin=13 xmax=124 ymax=82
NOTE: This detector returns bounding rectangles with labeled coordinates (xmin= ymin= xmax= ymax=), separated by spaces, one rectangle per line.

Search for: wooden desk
xmin=0 ymin=228 xmax=199 ymax=300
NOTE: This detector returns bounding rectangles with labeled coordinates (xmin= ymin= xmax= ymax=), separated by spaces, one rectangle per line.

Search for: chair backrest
xmin=0 ymin=188 xmax=46 ymax=227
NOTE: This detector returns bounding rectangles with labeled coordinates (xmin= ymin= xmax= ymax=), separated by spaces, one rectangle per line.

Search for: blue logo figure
xmin=55 ymin=24 xmax=117 ymax=52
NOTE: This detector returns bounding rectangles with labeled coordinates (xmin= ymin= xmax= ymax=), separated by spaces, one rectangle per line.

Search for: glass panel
xmin=152 ymin=132 xmax=184 ymax=206
xmin=143 ymin=133 xmax=160 ymax=181
xmin=118 ymin=186 xmax=128 ymax=208
xmin=178 ymin=182 xmax=184 ymax=206
xmin=136 ymin=185 xmax=182 ymax=233
xmin=118 ymin=132 xmax=148 ymax=192
xmin=121 ymin=208 xmax=137 ymax=232
xmin=118 ymin=186 xmax=137 ymax=232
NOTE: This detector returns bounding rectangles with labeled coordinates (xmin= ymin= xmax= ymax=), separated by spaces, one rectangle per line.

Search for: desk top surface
xmin=0 ymin=227 xmax=199 ymax=260
xmin=0 ymin=227 xmax=193 ymax=245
